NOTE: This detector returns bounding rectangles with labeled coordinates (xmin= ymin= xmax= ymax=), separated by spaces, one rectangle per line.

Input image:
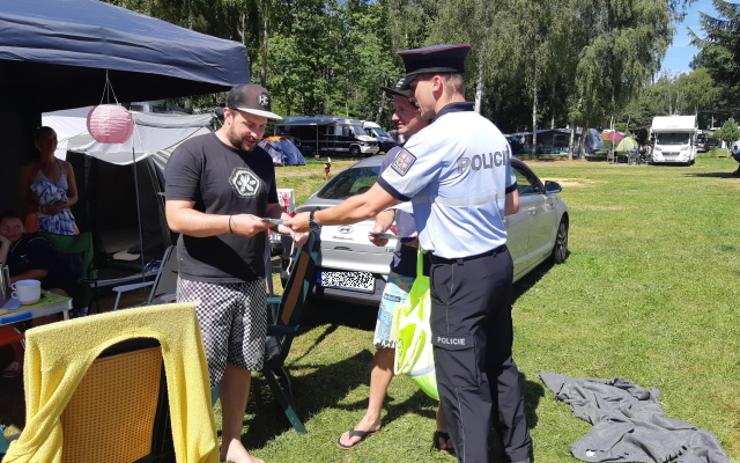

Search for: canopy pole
xmin=131 ymin=137 xmax=146 ymax=281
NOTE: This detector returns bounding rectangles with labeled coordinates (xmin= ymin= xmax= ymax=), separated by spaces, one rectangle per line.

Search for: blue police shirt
xmin=377 ymin=102 xmax=517 ymax=259
xmin=380 ymin=147 xmax=417 ymax=277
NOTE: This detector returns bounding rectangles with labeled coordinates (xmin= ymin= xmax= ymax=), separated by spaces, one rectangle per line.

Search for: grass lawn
xmin=217 ymin=155 xmax=739 ymax=462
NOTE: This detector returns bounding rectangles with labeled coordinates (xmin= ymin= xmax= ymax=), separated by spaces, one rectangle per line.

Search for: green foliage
xmin=713 ymin=118 xmax=740 ymax=145
xmin=689 ymin=0 xmax=740 ymax=115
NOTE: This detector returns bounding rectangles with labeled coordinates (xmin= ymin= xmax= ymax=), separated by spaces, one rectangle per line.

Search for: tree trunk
xmin=376 ymin=88 xmax=387 ymax=123
xmin=568 ymin=124 xmax=576 ymax=161
xmin=609 ymin=114 xmax=615 ymax=162
xmin=474 ymin=59 xmax=484 ymax=114
xmin=260 ymin=1 xmax=268 ymax=86
xmin=531 ymin=91 xmax=538 ymax=157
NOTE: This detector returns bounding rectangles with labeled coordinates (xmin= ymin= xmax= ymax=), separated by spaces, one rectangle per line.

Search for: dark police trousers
xmin=429 ymin=246 xmax=532 ymax=463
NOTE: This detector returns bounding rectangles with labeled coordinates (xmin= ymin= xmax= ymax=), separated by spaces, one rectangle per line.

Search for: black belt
xmin=426 ymin=245 xmax=507 ymax=265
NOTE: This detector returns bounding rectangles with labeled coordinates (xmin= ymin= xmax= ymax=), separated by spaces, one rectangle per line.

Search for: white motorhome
xmin=650 ymin=115 xmax=698 ymax=165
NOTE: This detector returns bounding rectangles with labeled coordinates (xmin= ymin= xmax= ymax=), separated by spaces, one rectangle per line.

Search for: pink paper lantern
xmin=86 ymin=104 xmax=134 ymax=143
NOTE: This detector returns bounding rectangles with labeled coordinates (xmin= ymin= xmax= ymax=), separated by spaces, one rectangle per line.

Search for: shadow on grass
xmin=243 ymin=349 xmax=375 ymax=449
xmin=685 ymin=171 xmax=739 ymax=179
xmin=513 ymin=258 xmax=559 ymax=304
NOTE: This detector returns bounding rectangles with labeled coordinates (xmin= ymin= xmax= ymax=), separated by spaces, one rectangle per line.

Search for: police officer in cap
xmin=287 ymin=44 xmax=531 ymax=463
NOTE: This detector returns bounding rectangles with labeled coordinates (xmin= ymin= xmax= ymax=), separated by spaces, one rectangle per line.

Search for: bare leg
xmin=338 ymin=347 xmax=394 ymax=447
xmin=219 ymin=363 xmax=263 ymax=463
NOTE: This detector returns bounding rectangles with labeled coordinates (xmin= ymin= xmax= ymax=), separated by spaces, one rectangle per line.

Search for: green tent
xmin=615 ymin=136 xmax=638 ymax=153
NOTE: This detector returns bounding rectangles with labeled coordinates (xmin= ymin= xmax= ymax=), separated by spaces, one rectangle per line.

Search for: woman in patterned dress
xmin=19 ymin=127 xmax=79 ymax=236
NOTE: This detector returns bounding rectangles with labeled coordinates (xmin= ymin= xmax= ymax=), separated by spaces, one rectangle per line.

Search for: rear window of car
xmin=317 ymin=166 xmax=380 ymax=199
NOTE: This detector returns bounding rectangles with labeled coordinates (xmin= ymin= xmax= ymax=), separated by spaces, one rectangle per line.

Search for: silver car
xmin=293 ymin=155 xmax=569 ymax=306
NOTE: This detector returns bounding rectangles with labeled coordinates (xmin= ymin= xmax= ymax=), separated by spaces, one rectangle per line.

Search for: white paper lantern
xmin=86 ymin=104 xmax=134 ymax=144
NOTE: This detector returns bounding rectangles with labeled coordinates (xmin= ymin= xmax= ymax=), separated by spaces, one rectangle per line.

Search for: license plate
xmin=319 ymin=271 xmax=374 ymax=293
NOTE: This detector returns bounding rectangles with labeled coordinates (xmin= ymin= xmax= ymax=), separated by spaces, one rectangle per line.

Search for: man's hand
xmin=230 ymin=214 xmax=271 ymax=238
xmin=275 ymin=224 xmax=309 ymax=247
xmin=286 ymin=212 xmax=311 ymax=233
xmin=292 ymin=232 xmax=309 ymax=246
xmin=368 ymin=223 xmax=389 ymax=247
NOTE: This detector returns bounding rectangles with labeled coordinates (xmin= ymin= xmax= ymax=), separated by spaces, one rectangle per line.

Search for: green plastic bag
xmin=392 ymin=247 xmax=438 ymax=400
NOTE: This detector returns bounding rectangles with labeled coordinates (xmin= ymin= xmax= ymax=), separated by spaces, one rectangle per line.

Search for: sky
xmin=659 ymin=0 xmax=719 ymax=76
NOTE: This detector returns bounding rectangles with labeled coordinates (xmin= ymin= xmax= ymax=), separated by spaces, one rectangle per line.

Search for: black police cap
xmin=397 ymin=44 xmax=471 ymax=87
xmin=380 ymin=75 xmax=411 ymax=98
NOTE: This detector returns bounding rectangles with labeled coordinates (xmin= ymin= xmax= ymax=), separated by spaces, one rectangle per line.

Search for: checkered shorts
xmin=176 ymin=277 xmax=267 ymax=387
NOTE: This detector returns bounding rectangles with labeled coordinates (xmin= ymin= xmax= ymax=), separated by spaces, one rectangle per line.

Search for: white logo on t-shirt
xmin=229 ymin=167 xmax=261 ymax=197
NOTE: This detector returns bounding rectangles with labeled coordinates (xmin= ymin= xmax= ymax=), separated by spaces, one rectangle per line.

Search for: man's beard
xmin=228 ymin=129 xmax=258 ymax=151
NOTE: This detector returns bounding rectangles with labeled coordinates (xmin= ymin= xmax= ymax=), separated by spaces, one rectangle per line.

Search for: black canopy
xmin=0 ymin=0 xmax=250 ymax=112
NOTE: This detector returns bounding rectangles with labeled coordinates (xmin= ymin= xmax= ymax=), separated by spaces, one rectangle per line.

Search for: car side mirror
xmin=544 ymin=180 xmax=562 ymax=194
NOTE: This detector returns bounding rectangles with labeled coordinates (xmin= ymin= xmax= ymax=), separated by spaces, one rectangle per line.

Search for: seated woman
xmin=18 ymin=126 xmax=79 ymax=236
xmin=0 ymin=213 xmax=80 ymax=297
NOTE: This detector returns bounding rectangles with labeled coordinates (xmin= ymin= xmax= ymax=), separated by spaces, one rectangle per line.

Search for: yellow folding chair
xmin=3 ymin=303 xmax=218 ymax=463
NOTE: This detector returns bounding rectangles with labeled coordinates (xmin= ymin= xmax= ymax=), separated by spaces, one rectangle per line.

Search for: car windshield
xmin=317 ymin=166 xmax=380 ymax=199
xmin=655 ymin=132 xmax=690 ymax=145
xmin=370 ymin=127 xmax=388 ymax=138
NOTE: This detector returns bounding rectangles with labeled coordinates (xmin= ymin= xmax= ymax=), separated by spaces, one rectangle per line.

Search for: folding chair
xmin=3 ymin=303 xmax=218 ymax=463
xmin=262 ymin=230 xmax=320 ymax=433
xmin=41 ymin=231 xmax=97 ymax=313
xmin=112 ymin=245 xmax=177 ymax=310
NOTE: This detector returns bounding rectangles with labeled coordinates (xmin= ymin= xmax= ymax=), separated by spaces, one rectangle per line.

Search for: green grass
xmin=220 ymin=155 xmax=740 ymax=462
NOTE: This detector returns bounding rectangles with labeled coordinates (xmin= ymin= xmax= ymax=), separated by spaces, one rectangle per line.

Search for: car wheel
xmin=551 ymin=216 xmax=569 ymax=264
xmin=349 ymin=145 xmax=361 ymax=156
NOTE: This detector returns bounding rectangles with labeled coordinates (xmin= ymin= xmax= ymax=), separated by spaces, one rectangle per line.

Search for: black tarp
xmin=0 ymin=0 xmax=250 ymax=112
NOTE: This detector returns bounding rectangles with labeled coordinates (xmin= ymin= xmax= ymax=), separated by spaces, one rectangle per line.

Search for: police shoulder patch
xmin=390 ymin=148 xmax=416 ymax=176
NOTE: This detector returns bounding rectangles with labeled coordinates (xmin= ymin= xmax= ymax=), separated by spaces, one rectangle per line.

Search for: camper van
xmin=275 ymin=116 xmax=379 ymax=156
xmin=650 ymin=115 xmax=698 ymax=165
xmin=363 ymin=121 xmax=397 ymax=153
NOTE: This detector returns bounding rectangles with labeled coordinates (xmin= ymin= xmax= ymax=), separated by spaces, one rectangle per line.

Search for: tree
xmin=567 ymin=0 xmax=673 ymax=158
xmin=713 ymin=118 xmax=740 ymax=147
xmin=689 ymin=0 xmax=740 ymax=123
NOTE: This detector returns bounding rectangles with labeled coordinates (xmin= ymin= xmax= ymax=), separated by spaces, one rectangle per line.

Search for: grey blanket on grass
xmin=539 ymin=372 xmax=728 ymax=463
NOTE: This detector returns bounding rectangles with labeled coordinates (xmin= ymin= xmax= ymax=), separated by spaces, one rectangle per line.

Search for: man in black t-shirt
xmin=165 ymin=84 xmax=305 ymax=463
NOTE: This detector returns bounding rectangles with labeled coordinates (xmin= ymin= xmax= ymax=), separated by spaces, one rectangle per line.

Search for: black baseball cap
xmin=226 ymin=84 xmax=282 ymax=120
xmin=380 ymin=75 xmax=411 ymax=98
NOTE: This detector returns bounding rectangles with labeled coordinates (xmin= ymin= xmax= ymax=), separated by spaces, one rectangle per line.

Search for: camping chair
xmin=261 ymin=230 xmax=320 ymax=433
xmin=41 ymin=231 xmax=97 ymax=312
xmin=41 ymin=231 xmax=96 ymax=281
xmin=3 ymin=303 xmax=218 ymax=463
xmin=111 ymin=245 xmax=177 ymax=310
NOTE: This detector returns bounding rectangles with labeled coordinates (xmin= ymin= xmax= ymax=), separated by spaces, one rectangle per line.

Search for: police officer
xmin=287 ymin=44 xmax=531 ymax=463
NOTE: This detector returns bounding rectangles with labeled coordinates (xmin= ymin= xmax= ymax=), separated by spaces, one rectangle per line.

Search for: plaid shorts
xmin=176 ymin=277 xmax=267 ymax=388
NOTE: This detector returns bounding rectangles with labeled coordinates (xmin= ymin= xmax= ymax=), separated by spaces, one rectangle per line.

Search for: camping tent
xmin=0 ymin=0 xmax=249 ymax=215
xmin=0 ymin=0 xmax=249 ymax=112
xmin=615 ymin=136 xmax=638 ymax=153
xmin=259 ymin=137 xmax=306 ymax=166
xmin=42 ymin=108 xmax=213 ymax=282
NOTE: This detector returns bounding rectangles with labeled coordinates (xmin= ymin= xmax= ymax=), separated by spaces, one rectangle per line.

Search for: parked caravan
xmin=363 ymin=121 xmax=397 ymax=153
xmin=275 ymin=116 xmax=380 ymax=156
xmin=650 ymin=115 xmax=698 ymax=165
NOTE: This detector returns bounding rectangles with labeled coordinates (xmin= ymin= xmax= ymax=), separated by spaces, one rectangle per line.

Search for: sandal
xmin=432 ymin=431 xmax=455 ymax=455
xmin=337 ymin=428 xmax=378 ymax=450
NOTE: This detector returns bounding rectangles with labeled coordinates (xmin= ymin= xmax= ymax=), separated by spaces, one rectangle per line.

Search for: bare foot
xmin=221 ymin=438 xmax=264 ymax=463
xmin=337 ymin=417 xmax=381 ymax=448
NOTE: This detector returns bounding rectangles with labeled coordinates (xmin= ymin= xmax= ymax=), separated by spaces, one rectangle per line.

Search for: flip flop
xmin=432 ymin=431 xmax=455 ymax=456
xmin=337 ymin=428 xmax=378 ymax=450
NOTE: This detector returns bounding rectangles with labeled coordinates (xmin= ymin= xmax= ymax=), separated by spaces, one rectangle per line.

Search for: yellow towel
xmin=3 ymin=303 xmax=219 ymax=463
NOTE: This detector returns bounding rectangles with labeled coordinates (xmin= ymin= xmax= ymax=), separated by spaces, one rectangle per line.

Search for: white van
xmin=363 ymin=121 xmax=397 ymax=153
xmin=650 ymin=115 xmax=698 ymax=165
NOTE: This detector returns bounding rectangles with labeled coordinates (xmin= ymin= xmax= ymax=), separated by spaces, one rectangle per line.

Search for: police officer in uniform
xmin=287 ymin=44 xmax=532 ymax=463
